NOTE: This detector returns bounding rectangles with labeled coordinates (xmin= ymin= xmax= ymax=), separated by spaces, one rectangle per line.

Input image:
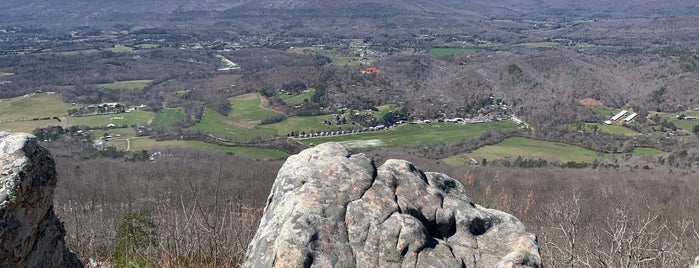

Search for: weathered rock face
xmin=245 ymin=142 xmax=541 ymax=267
xmin=0 ymin=132 xmax=82 ymax=267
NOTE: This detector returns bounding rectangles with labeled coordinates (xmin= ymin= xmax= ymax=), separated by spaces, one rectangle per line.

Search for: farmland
xmin=0 ymin=93 xmax=72 ymax=122
xmin=105 ymin=44 xmax=134 ymax=53
xmin=429 ymin=48 xmax=480 ymax=56
xmin=304 ymin=121 xmax=519 ymax=148
xmin=193 ymin=93 xmax=341 ymax=140
xmin=513 ymin=42 xmax=557 ymax=48
xmin=442 ymin=137 xmax=663 ymax=166
xmin=68 ymin=110 xmax=155 ymax=128
xmin=152 ymin=108 xmax=185 ymax=127
xmin=95 ymin=80 xmax=153 ymax=90
xmin=279 ymin=89 xmax=315 ymax=106
xmin=117 ymin=138 xmax=289 ymax=159
xmin=567 ymin=122 xmax=637 ymax=135
xmin=655 ymin=110 xmax=699 ymax=132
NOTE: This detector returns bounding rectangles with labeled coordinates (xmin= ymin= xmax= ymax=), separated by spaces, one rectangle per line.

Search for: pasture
xmin=513 ymin=42 xmax=557 ymax=48
xmin=429 ymin=48 xmax=480 ymax=56
xmin=279 ymin=89 xmax=315 ymax=106
xmin=96 ymin=80 xmax=153 ymax=90
xmin=135 ymin=44 xmax=160 ymax=49
xmin=656 ymin=110 xmax=699 ymax=132
xmin=152 ymin=109 xmax=185 ymax=127
xmin=442 ymin=137 xmax=664 ymax=166
xmin=68 ymin=110 xmax=155 ymax=128
xmin=567 ymin=123 xmax=637 ymax=135
xmin=105 ymin=45 xmax=134 ymax=53
xmin=0 ymin=93 xmax=72 ymax=122
xmin=123 ymin=138 xmax=289 ymax=159
xmin=304 ymin=121 xmax=519 ymax=148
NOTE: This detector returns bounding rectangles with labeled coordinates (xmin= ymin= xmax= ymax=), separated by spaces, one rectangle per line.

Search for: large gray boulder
xmin=244 ymin=142 xmax=541 ymax=267
xmin=0 ymin=132 xmax=82 ymax=267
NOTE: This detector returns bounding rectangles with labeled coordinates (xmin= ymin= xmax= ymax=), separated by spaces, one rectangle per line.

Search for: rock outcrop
xmin=0 ymin=132 xmax=82 ymax=267
xmin=245 ymin=143 xmax=541 ymax=267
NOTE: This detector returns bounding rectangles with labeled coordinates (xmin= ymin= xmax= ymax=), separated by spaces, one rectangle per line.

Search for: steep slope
xmin=0 ymin=132 xmax=82 ymax=267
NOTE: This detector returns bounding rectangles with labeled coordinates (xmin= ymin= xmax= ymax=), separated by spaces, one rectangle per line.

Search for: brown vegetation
xmin=51 ymin=147 xmax=698 ymax=267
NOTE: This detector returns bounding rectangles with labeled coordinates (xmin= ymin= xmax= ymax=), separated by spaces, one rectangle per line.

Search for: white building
xmin=611 ymin=110 xmax=628 ymax=121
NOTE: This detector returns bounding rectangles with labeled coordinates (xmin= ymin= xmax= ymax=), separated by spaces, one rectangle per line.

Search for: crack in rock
xmin=244 ymin=142 xmax=541 ymax=268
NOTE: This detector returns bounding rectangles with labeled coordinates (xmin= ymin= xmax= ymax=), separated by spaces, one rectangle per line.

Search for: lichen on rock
xmin=0 ymin=132 xmax=82 ymax=267
xmin=244 ymin=142 xmax=541 ymax=267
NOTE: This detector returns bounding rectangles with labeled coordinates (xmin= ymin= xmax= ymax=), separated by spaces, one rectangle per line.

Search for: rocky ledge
xmin=244 ymin=142 xmax=541 ymax=267
xmin=0 ymin=132 xmax=82 ymax=267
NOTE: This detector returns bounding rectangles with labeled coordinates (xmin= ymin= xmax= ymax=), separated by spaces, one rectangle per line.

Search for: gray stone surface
xmin=0 ymin=132 xmax=82 ymax=267
xmin=244 ymin=142 xmax=541 ymax=268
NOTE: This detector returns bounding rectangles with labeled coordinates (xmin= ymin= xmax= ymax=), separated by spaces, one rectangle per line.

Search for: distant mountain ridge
xmin=1 ymin=0 xmax=698 ymax=29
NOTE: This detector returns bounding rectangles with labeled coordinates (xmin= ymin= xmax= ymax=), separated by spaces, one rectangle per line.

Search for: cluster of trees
xmin=52 ymin=148 xmax=283 ymax=267
xmin=46 ymin=143 xmax=699 ymax=267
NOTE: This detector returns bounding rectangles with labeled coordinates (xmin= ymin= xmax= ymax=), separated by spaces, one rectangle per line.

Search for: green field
xmin=257 ymin=115 xmax=340 ymax=136
xmin=567 ymin=123 xmax=637 ymax=135
xmin=193 ymin=94 xmax=285 ymax=140
xmin=96 ymin=80 xmax=152 ymax=90
xmin=0 ymin=119 xmax=63 ymax=133
xmin=591 ymin=106 xmax=624 ymax=118
xmin=514 ymin=42 xmax=557 ymax=48
xmin=0 ymin=93 xmax=72 ymax=122
xmin=193 ymin=106 xmax=336 ymax=141
xmin=68 ymin=110 xmax=155 ymax=128
xmin=429 ymin=48 xmax=480 ymax=56
xmin=56 ymin=49 xmax=100 ymax=56
xmin=654 ymin=110 xmax=699 ymax=132
xmin=305 ymin=121 xmax=519 ymax=148
xmin=442 ymin=137 xmax=664 ymax=166
xmin=279 ymin=89 xmax=315 ymax=106
xmin=105 ymin=45 xmax=134 ymax=53
xmin=122 ymin=138 xmax=288 ymax=159
xmin=228 ymin=94 xmax=282 ymax=121
xmin=152 ymin=108 xmax=185 ymax=127
xmin=135 ymin=44 xmax=160 ymax=49
xmin=595 ymin=124 xmax=637 ymax=135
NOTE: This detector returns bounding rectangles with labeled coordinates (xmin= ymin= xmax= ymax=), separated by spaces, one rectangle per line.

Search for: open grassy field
xmin=429 ymin=48 xmax=480 ymax=56
xmin=68 ymin=110 xmax=155 ymax=128
xmin=0 ymin=120 xmax=62 ymax=133
xmin=105 ymin=45 xmax=134 ymax=53
xmin=135 ymin=44 xmax=160 ymax=49
xmin=228 ymin=94 xmax=282 ymax=121
xmin=96 ymin=80 xmax=152 ymax=90
xmin=56 ymin=49 xmax=100 ymax=56
xmin=513 ymin=42 xmax=557 ymax=48
xmin=258 ymin=115 xmax=339 ymax=135
xmin=567 ymin=123 xmax=637 ymax=135
xmin=304 ymin=121 xmax=519 ymax=148
xmin=591 ymin=106 xmax=624 ymax=118
xmin=192 ymin=94 xmax=285 ymax=140
xmin=152 ymin=109 xmax=185 ymax=127
xmin=194 ymin=108 xmax=336 ymax=140
xmin=595 ymin=124 xmax=637 ymax=135
xmin=123 ymin=138 xmax=288 ymax=159
xmin=279 ymin=89 xmax=315 ymax=106
xmin=0 ymin=93 xmax=72 ymax=122
xmin=442 ymin=137 xmax=664 ymax=166
xmin=653 ymin=110 xmax=699 ymax=132
xmin=195 ymin=93 xmax=341 ymax=139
